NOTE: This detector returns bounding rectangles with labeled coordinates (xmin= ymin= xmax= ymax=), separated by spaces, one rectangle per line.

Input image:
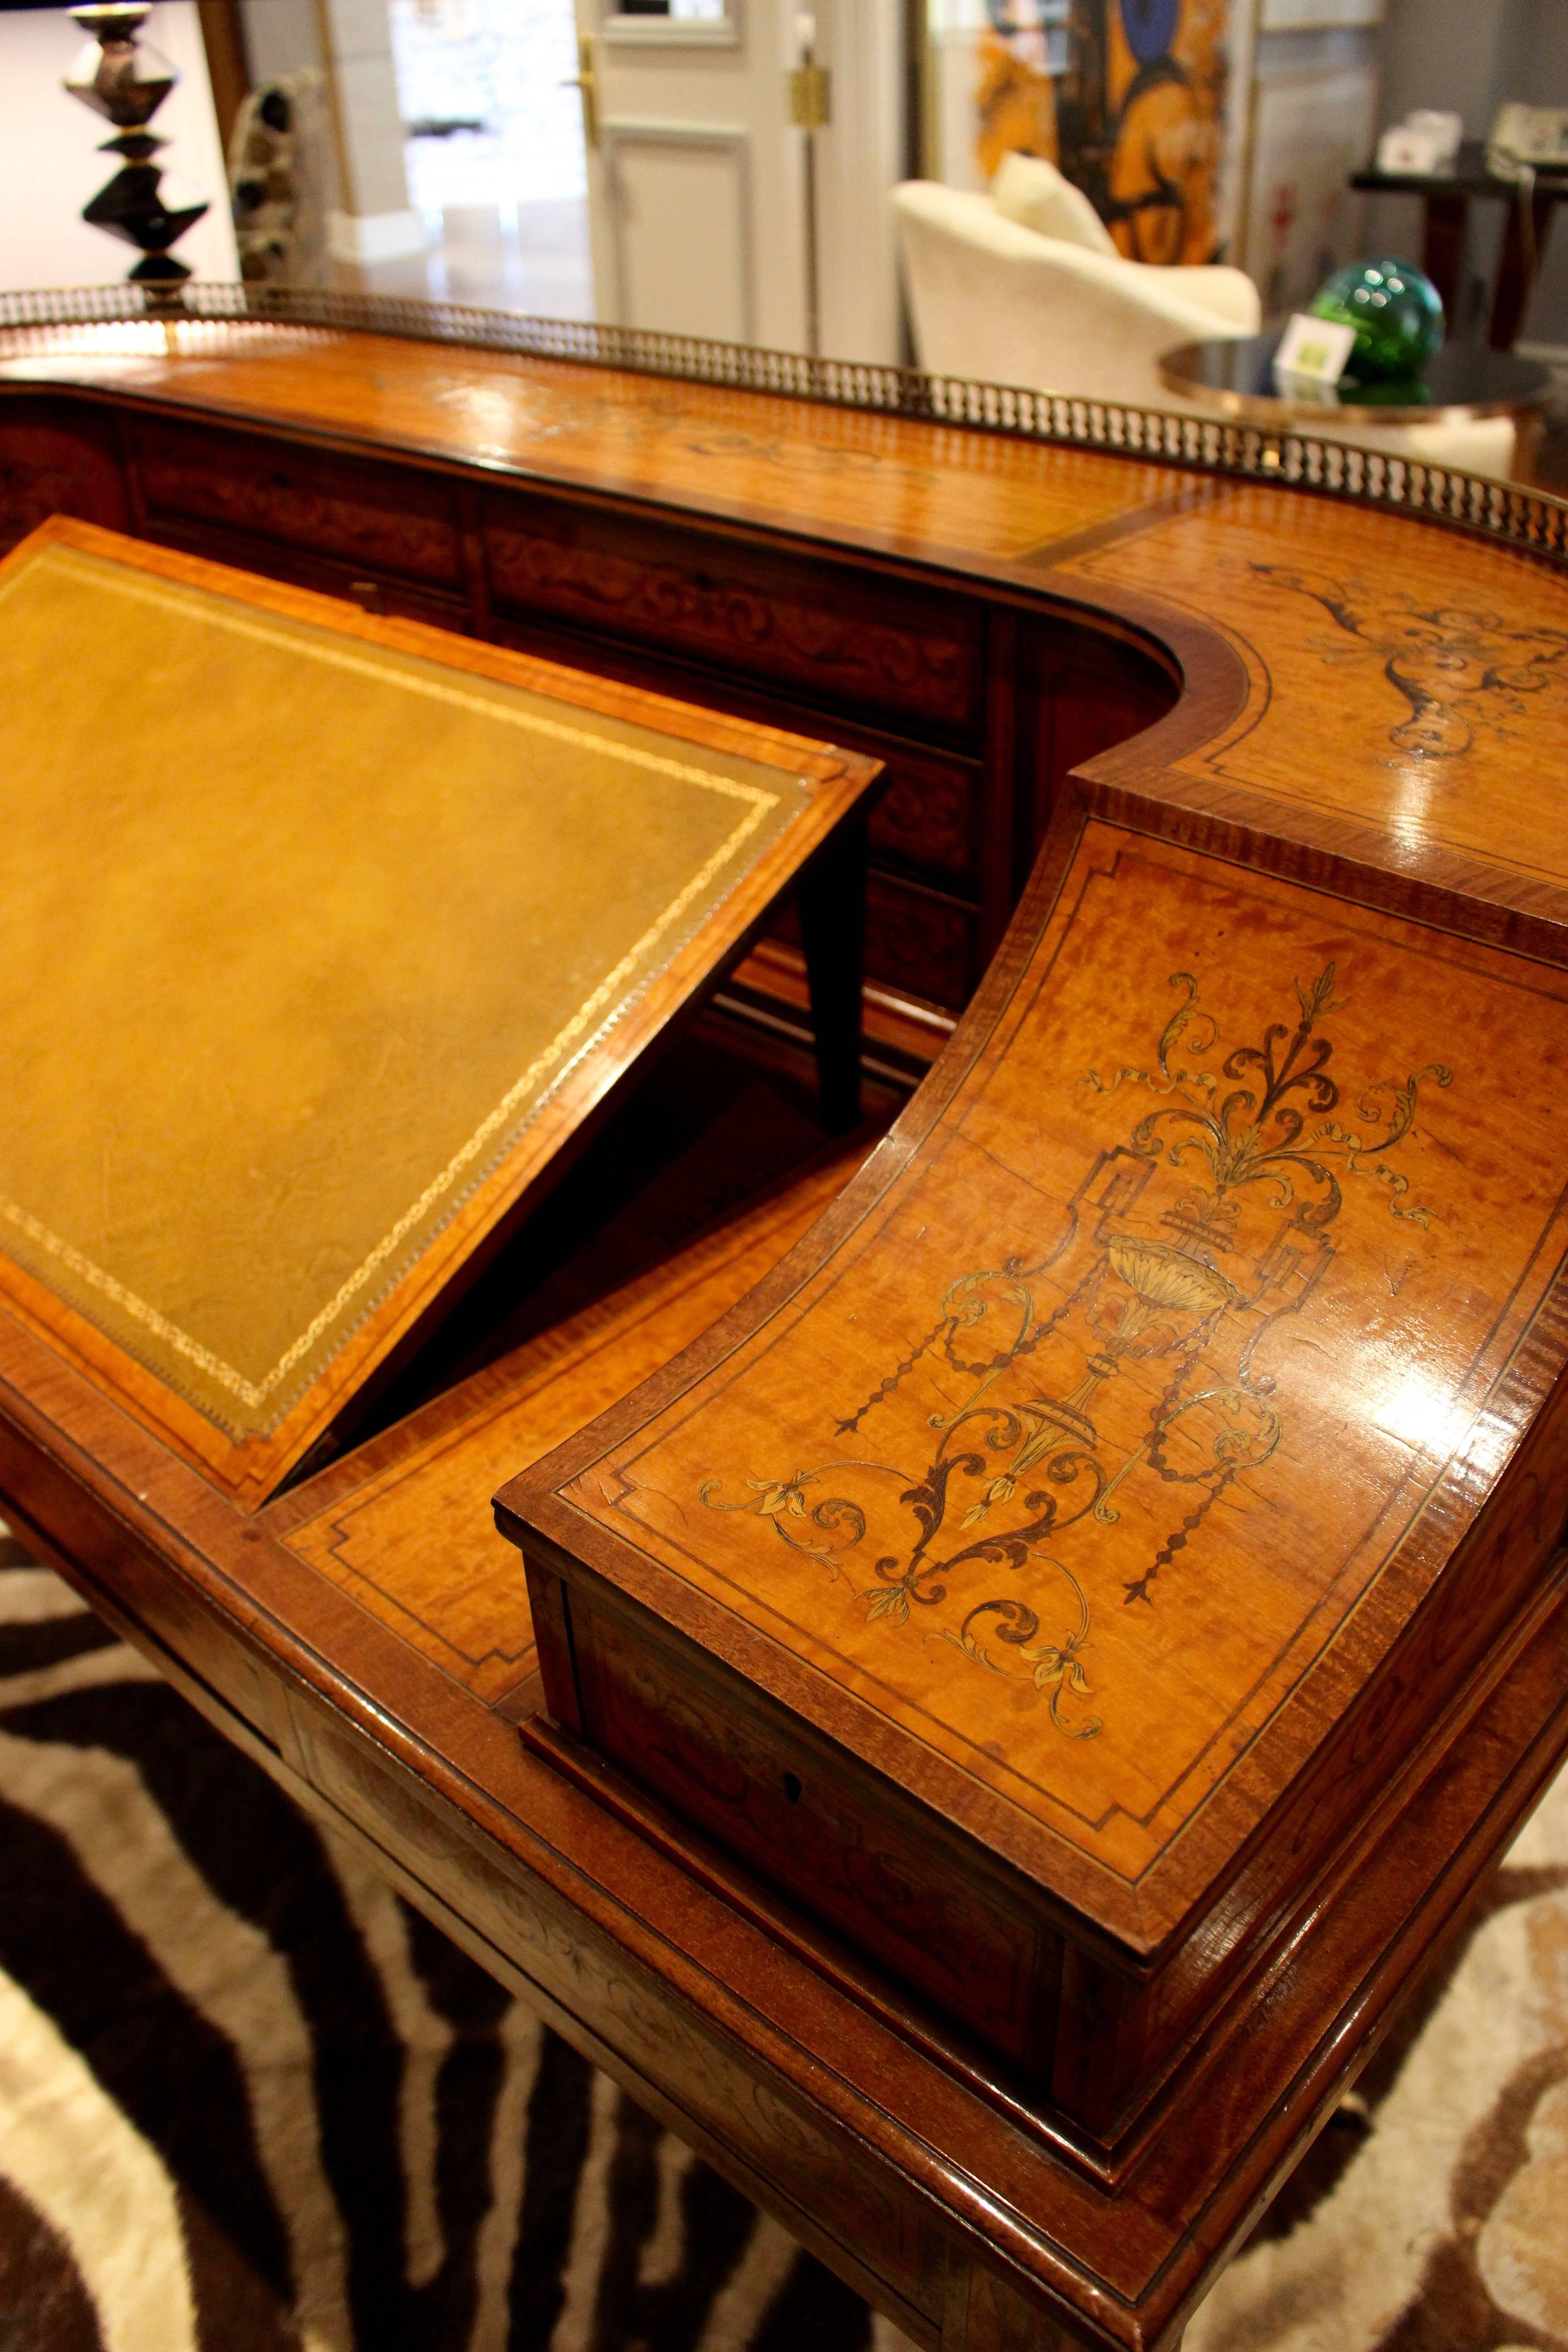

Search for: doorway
xmin=388 ymin=0 xmax=593 ymax=315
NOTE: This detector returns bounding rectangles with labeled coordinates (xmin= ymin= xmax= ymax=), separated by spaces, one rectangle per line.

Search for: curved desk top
xmin=5 ymin=313 xmax=1568 ymax=962
xmin=5 ymin=306 xmax=1568 ymax=2352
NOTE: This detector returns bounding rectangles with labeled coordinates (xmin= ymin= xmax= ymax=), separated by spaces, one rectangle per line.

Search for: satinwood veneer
xmin=4 ymin=313 xmax=1568 ymax=2351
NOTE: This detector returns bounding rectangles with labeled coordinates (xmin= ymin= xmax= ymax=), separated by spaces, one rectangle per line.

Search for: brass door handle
xmin=562 ymin=34 xmax=599 ymax=149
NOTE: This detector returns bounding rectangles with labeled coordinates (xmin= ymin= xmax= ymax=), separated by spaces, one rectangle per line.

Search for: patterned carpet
xmin=2 ymin=1530 xmax=1565 ymax=2352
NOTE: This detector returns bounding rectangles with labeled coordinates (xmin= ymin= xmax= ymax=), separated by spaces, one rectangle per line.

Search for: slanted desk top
xmin=0 ymin=515 xmax=876 ymax=1503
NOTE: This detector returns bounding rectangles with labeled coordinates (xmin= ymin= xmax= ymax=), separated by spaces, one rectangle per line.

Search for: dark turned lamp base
xmin=64 ymin=3 xmax=207 ymax=292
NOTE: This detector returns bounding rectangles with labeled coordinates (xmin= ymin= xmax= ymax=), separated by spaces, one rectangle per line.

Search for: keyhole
xmin=782 ymin=1770 xmax=803 ymax=1804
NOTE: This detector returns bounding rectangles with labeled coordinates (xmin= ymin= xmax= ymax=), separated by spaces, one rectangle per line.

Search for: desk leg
xmin=1422 ymin=191 xmax=1468 ymax=323
xmin=797 ymin=815 xmax=866 ymax=1136
xmin=1492 ymin=193 xmax=1554 ymax=350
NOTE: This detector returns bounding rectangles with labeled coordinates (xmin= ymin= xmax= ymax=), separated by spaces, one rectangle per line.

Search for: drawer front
xmin=570 ymin=1586 xmax=1055 ymax=2070
xmin=862 ymin=873 xmax=979 ymax=1011
xmin=864 ymin=740 xmax=980 ymax=885
xmin=146 ymin=518 xmax=474 ymax=636
xmin=490 ymin=611 xmax=983 ymax=890
xmin=0 ymin=398 xmax=128 ymax=551
xmin=133 ymin=421 xmax=464 ymax=586
xmin=482 ymin=491 xmax=983 ymax=734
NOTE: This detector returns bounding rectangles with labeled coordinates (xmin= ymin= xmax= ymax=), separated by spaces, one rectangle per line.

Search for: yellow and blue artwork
xmin=974 ymin=0 xmax=1232 ymax=264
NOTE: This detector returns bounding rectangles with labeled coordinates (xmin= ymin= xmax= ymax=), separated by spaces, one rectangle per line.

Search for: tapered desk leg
xmin=797 ymin=813 xmax=866 ymax=1136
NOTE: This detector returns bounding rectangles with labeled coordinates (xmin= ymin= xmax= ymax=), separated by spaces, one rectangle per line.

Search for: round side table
xmin=1159 ymin=330 xmax=1553 ymax=480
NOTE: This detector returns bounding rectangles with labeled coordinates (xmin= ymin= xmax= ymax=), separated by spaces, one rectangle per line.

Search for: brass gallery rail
xmin=3 ymin=279 xmax=1566 ymax=562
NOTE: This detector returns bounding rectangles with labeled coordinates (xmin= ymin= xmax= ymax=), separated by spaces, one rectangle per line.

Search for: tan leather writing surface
xmin=0 ymin=531 xmax=816 ymax=1464
xmin=557 ymin=826 xmax=1568 ymax=1904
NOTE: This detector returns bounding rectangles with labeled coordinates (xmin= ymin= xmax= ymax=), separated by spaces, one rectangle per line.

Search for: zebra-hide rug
xmin=2 ymin=1532 xmax=1566 ymax=2352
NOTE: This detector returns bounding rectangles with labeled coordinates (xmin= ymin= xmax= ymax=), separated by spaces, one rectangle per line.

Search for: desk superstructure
xmin=5 ymin=294 xmax=1568 ymax=2352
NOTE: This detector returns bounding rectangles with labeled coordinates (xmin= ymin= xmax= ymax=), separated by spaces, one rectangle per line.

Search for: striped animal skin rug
xmin=2 ymin=1534 xmax=1566 ymax=2352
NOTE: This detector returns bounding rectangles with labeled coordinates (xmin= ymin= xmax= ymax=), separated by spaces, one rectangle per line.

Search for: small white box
xmin=1377 ymin=123 xmax=1453 ymax=176
xmin=1408 ymin=109 xmax=1464 ymax=165
xmin=1274 ymin=311 xmax=1358 ymax=395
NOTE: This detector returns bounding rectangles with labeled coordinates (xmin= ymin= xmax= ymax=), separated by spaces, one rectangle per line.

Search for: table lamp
xmin=64 ymin=2 xmax=208 ymax=296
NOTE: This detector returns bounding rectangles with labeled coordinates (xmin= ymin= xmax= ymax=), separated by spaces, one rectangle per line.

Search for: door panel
xmin=571 ymin=0 xmax=903 ymax=360
xmin=575 ymin=0 xmax=797 ymax=348
xmin=608 ymin=127 xmax=752 ymax=341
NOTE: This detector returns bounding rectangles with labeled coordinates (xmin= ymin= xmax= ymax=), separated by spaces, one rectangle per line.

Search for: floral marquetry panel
xmin=513 ymin=821 xmax=1568 ymax=1953
xmin=1063 ymin=487 xmax=1568 ymax=892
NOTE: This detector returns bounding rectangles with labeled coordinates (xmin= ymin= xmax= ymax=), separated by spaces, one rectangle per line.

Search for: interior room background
xmin=4 ymin=0 xmax=1568 ymax=365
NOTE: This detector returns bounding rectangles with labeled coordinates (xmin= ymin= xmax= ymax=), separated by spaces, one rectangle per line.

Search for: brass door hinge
xmin=789 ymin=64 xmax=831 ymax=131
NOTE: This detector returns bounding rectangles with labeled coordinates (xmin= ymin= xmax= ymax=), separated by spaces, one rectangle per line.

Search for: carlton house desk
xmin=6 ymin=287 xmax=1568 ymax=2352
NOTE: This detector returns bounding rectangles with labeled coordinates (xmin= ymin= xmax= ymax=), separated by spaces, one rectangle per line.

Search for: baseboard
xmin=327 ymin=208 xmax=426 ymax=265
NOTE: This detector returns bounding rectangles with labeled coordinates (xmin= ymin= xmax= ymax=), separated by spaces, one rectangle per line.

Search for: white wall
xmin=0 ymin=4 xmax=238 ymax=293
xmin=1369 ymin=0 xmax=1568 ymax=350
xmin=242 ymin=0 xmax=326 ymax=85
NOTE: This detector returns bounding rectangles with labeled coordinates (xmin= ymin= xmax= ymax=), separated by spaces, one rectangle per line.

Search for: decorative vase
xmin=1309 ymin=256 xmax=1445 ymax=385
xmin=64 ymin=3 xmax=208 ymax=296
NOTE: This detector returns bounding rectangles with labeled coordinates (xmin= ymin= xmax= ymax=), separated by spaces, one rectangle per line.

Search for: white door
xmin=568 ymin=0 xmax=905 ymax=363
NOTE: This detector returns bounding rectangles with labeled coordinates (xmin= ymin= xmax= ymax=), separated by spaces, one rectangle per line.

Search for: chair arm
xmin=1138 ymin=264 xmax=1261 ymax=333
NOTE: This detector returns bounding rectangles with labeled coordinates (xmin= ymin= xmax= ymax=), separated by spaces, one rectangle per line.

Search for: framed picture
xmin=920 ymin=0 xmax=1254 ymax=265
xmin=1241 ymin=60 xmax=1378 ymax=318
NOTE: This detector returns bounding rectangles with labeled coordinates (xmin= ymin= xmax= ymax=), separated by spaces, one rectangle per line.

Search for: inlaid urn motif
xmin=702 ymin=959 xmax=1452 ymax=1738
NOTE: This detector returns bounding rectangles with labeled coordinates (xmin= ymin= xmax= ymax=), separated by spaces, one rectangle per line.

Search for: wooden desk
xmin=5 ymin=293 xmax=1568 ymax=2351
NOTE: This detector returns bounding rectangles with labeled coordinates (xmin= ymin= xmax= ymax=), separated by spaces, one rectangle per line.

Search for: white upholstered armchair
xmin=892 ymin=164 xmax=1260 ymax=412
xmin=893 ymin=159 xmax=1518 ymax=477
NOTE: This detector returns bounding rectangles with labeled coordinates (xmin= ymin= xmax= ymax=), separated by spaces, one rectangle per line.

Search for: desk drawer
xmin=481 ymin=490 xmax=983 ymax=735
xmin=864 ymin=739 xmax=980 ymax=885
xmin=558 ymin=1574 xmax=1059 ymax=2074
xmin=0 ymin=398 xmax=129 ymax=551
xmin=132 ymin=421 xmax=464 ymax=587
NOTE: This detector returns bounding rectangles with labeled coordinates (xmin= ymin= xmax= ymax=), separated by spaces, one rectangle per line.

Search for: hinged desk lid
xmin=0 ymin=519 xmax=875 ymax=1504
xmin=505 ymin=816 xmax=1568 ymax=1955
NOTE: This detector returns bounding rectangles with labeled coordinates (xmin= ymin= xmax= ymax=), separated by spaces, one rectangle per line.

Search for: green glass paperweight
xmin=1310 ymin=257 xmax=1445 ymax=385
